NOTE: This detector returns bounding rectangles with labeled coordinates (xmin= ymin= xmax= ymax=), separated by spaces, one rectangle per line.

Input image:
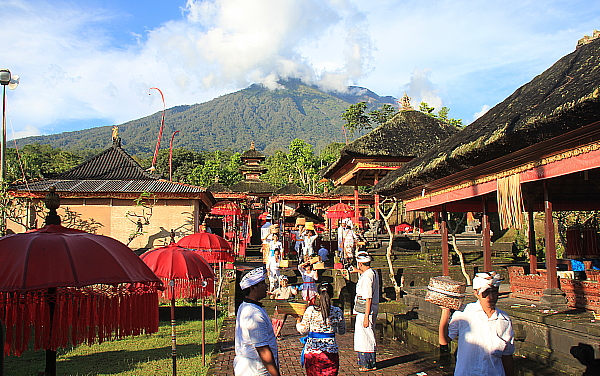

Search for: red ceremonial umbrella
xmin=0 ymin=224 xmax=162 ymax=375
xmin=326 ymin=202 xmax=354 ymax=219
xmin=210 ymin=201 xmax=242 ymax=216
xmin=177 ymin=232 xmax=234 ymax=263
xmin=141 ymin=244 xmax=214 ymax=374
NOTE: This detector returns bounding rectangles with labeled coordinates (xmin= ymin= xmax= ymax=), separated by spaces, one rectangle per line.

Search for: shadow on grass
xmin=5 ymin=336 xmax=218 ymax=375
xmin=58 ymin=342 xmax=216 ymax=375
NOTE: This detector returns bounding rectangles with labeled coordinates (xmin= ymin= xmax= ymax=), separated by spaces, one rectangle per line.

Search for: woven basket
xmin=425 ymin=276 xmax=466 ymax=310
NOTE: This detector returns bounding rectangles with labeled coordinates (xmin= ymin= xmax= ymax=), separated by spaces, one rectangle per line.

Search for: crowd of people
xmin=234 ymin=213 xmax=515 ymax=376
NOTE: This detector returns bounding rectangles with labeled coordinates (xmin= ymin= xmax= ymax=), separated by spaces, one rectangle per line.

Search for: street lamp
xmin=0 ymin=69 xmax=19 ymax=183
xmin=0 ymin=69 xmax=11 ymax=184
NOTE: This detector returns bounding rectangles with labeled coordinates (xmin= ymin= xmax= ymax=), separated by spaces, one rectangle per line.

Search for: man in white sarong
xmin=353 ymin=251 xmax=379 ymax=371
xmin=439 ymin=272 xmax=514 ymax=376
xmin=234 ymin=267 xmax=281 ymax=376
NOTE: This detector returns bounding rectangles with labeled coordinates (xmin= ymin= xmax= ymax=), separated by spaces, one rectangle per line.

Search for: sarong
xmin=304 ymin=351 xmax=340 ymax=376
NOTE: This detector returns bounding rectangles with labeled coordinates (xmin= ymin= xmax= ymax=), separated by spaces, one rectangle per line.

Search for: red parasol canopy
xmin=140 ymin=243 xmax=215 ymax=375
xmin=177 ymin=232 xmax=234 ymax=263
xmin=0 ymin=225 xmax=162 ymax=358
xmin=210 ymin=200 xmax=242 ymax=216
xmin=140 ymin=244 xmax=215 ymax=299
xmin=326 ymin=202 xmax=354 ymax=219
xmin=0 ymin=225 xmax=160 ymax=292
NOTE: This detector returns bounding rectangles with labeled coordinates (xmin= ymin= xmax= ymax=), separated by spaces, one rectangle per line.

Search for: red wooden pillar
xmin=374 ymin=174 xmax=380 ymax=221
xmin=528 ymin=201 xmax=538 ymax=274
xmin=441 ymin=206 xmax=450 ymax=276
xmin=543 ymin=182 xmax=558 ymax=289
xmin=354 ymin=184 xmax=360 ymax=223
xmin=482 ymin=196 xmax=492 ymax=272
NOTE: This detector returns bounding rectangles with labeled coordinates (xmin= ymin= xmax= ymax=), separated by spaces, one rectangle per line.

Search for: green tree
xmin=153 ymin=148 xmax=204 ymax=182
xmin=262 ymin=150 xmax=292 ymax=188
xmin=341 ymin=102 xmax=370 ymax=137
xmin=419 ymin=102 xmax=463 ymax=127
xmin=341 ymin=102 xmax=398 ymax=137
xmin=318 ymin=142 xmax=345 ymax=165
xmin=288 ymin=139 xmax=321 ymax=193
xmin=6 ymin=143 xmax=82 ymax=183
xmin=187 ymin=151 xmax=242 ymax=187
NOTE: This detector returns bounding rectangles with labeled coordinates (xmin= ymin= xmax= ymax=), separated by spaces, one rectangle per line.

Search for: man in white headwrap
xmin=235 ymin=267 xmax=281 ymax=376
xmin=353 ymin=251 xmax=379 ymax=371
xmin=439 ymin=272 xmax=514 ymax=376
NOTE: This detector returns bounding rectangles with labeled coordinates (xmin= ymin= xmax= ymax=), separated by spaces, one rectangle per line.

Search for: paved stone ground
xmin=208 ymin=315 xmax=452 ymax=376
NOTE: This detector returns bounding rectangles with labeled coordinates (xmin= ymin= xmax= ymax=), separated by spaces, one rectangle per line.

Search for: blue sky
xmin=1 ymin=0 xmax=599 ymax=142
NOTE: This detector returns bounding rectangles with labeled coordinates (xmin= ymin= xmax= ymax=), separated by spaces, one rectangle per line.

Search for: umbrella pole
xmin=45 ymin=287 xmax=57 ymax=376
xmin=170 ymin=281 xmax=177 ymax=376
xmin=202 ymin=285 xmax=206 ymax=366
xmin=214 ymin=291 xmax=218 ymax=332
xmin=0 ymin=319 xmax=4 ymax=376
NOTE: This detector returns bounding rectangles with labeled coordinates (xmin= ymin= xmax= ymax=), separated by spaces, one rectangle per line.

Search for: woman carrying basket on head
xmin=296 ymin=282 xmax=346 ymax=376
xmin=298 ymin=261 xmax=318 ymax=305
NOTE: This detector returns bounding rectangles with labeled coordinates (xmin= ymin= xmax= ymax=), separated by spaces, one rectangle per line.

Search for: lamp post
xmin=0 ymin=69 xmax=11 ymax=183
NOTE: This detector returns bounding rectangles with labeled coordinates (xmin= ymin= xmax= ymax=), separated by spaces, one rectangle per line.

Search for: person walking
xmin=234 ymin=267 xmax=281 ymax=376
xmin=303 ymin=223 xmax=318 ymax=262
xmin=438 ymin=272 xmax=515 ymax=376
xmin=266 ymin=249 xmax=282 ymax=292
xmin=292 ymin=222 xmax=306 ymax=264
xmin=296 ymin=282 xmax=346 ymax=376
xmin=339 ymin=218 xmax=358 ymax=269
xmin=269 ymin=233 xmax=283 ymax=258
xmin=269 ymin=275 xmax=298 ymax=339
xmin=298 ymin=261 xmax=319 ymax=304
xmin=353 ymin=251 xmax=379 ymax=372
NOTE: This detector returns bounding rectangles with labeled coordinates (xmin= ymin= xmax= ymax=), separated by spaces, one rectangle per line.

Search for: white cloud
xmin=473 ymin=105 xmax=491 ymax=121
xmin=402 ymin=69 xmax=443 ymax=111
xmin=2 ymin=0 xmax=600 ymax=139
xmin=3 ymin=0 xmax=375 ymax=137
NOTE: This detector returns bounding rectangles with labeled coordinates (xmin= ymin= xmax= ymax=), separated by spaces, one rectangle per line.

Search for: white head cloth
xmin=472 ymin=271 xmax=503 ymax=292
xmin=240 ymin=266 xmax=267 ymax=289
xmin=342 ymin=218 xmax=353 ymax=226
xmin=356 ymin=251 xmax=372 ymax=263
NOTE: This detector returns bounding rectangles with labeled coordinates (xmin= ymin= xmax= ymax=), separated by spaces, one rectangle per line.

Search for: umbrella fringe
xmin=157 ymin=278 xmax=214 ymax=301
xmin=0 ymin=282 xmax=160 ymax=356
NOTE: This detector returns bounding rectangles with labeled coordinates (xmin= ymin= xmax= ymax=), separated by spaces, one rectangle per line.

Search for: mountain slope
xmin=16 ymin=80 xmax=396 ymax=155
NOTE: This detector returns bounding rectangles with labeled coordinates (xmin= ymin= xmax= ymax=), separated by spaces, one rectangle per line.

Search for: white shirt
xmin=354 ymin=268 xmax=379 ymax=314
xmin=260 ymin=222 xmax=272 ymax=243
xmin=266 ymin=255 xmax=280 ymax=276
xmin=235 ymin=300 xmax=278 ymax=363
xmin=448 ymin=301 xmax=515 ymax=376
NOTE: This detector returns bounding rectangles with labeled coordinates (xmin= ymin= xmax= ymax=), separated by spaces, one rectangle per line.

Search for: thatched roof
xmin=274 ymin=182 xmax=305 ymax=195
xmin=374 ymin=37 xmax=600 ymax=196
xmin=322 ymin=110 xmax=459 ymax=178
xmin=330 ymin=185 xmax=355 ymax=195
xmin=229 ymin=179 xmax=276 ymax=193
xmin=207 ymin=182 xmax=232 ymax=193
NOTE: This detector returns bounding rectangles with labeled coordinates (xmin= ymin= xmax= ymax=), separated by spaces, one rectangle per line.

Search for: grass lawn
xmin=4 ymin=306 xmax=224 ymax=376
